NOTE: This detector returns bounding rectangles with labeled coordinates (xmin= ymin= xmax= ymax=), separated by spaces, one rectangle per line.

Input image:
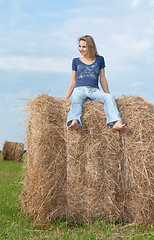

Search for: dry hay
xmin=1 ymin=141 xmax=24 ymax=162
xmin=66 ymin=100 xmax=124 ymax=223
xmin=117 ymin=96 xmax=154 ymax=223
xmin=20 ymin=95 xmax=67 ymax=225
xmin=20 ymin=94 xmax=154 ymax=225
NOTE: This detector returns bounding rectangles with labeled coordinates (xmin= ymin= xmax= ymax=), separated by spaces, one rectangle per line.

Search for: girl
xmin=64 ymin=35 xmax=127 ymax=131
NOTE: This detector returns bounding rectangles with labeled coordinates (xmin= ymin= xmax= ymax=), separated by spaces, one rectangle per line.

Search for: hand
xmin=64 ymin=96 xmax=69 ymax=100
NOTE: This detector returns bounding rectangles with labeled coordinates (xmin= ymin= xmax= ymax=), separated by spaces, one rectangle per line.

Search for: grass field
xmin=0 ymin=157 xmax=153 ymax=240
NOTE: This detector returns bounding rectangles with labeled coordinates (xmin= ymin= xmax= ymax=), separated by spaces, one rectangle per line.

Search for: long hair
xmin=78 ymin=35 xmax=99 ymax=59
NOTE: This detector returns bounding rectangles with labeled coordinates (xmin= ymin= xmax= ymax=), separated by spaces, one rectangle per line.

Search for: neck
xmin=83 ymin=56 xmax=95 ymax=60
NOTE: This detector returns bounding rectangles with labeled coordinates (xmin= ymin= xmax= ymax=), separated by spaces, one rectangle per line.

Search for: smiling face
xmin=78 ymin=40 xmax=89 ymax=58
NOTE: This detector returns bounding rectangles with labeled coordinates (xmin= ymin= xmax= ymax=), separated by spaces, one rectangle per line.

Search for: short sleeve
xmin=72 ymin=58 xmax=77 ymax=71
xmin=100 ymin=56 xmax=105 ymax=69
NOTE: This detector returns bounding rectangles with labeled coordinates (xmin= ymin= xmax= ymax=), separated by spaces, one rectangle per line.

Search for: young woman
xmin=64 ymin=35 xmax=127 ymax=131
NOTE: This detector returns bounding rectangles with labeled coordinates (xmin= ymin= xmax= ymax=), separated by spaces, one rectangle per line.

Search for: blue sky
xmin=0 ymin=0 xmax=154 ymax=149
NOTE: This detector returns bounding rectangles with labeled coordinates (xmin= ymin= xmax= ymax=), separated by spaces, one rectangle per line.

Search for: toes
xmin=113 ymin=124 xmax=128 ymax=131
xmin=68 ymin=122 xmax=79 ymax=130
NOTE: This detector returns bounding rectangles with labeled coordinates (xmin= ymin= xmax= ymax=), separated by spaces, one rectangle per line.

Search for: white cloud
xmin=0 ymin=56 xmax=70 ymax=72
xmin=112 ymin=33 xmax=151 ymax=55
xmin=149 ymin=0 xmax=154 ymax=6
xmin=131 ymin=81 xmax=145 ymax=87
xmin=132 ymin=0 xmax=140 ymax=7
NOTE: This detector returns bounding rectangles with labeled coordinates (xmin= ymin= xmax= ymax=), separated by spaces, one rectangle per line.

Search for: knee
xmin=105 ymin=93 xmax=115 ymax=101
xmin=71 ymin=96 xmax=81 ymax=104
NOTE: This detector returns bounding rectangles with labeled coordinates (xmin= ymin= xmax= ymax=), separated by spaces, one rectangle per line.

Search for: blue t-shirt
xmin=72 ymin=56 xmax=105 ymax=89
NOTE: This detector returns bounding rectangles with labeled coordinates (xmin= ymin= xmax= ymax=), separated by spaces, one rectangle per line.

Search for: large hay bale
xmin=1 ymin=141 xmax=24 ymax=162
xmin=117 ymin=96 xmax=154 ymax=223
xmin=20 ymin=94 xmax=154 ymax=225
xmin=66 ymin=100 xmax=124 ymax=223
xmin=20 ymin=95 xmax=67 ymax=225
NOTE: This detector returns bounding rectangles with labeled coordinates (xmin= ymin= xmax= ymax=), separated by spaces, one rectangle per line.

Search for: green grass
xmin=0 ymin=158 xmax=153 ymax=240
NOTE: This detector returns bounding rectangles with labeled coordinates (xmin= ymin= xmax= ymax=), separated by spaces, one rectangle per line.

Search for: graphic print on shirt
xmin=77 ymin=62 xmax=99 ymax=80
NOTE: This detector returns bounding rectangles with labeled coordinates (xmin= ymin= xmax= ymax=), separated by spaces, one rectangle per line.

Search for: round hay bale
xmin=66 ymin=96 xmax=154 ymax=224
xmin=116 ymin=96 xmax=154 ymax=224
xmin=20 ymin=94 xmax=67 ymax=225
xmin=20 ymin=94 xmax=154 ymax=225
xmin=1 ymin=141 xmax=24 ymax=162
xmin=66 ymin=100 xmax=124 ymax=223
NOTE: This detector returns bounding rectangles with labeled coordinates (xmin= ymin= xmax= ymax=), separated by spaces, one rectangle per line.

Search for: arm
xmin=64 ymin=70 xmax=76 ymax=99
xmin=99 ymin=68 xmax=110 ymax=93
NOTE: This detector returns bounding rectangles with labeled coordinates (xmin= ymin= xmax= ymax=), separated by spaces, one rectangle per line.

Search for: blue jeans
xmin=67 ymin=86 xmax=123 ymax=128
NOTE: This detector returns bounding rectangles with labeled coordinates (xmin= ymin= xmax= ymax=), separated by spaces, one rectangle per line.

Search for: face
xmin=78 ymin=40 xmax=89 ymax=57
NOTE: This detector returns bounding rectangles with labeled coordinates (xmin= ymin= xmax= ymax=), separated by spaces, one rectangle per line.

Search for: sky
xmin=0 ymin=0 xmax=154 ymax=149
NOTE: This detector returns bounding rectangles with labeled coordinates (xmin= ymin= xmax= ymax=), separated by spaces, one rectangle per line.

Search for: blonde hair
xmin=78 ymin=35 xmax=99 ymax=59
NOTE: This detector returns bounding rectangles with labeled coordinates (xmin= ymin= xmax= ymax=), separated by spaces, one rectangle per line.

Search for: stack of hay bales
xmin=1 ymin=141 xmax=24 ymax=162
xmin=20 ymin=94 xmax=154 ymax=225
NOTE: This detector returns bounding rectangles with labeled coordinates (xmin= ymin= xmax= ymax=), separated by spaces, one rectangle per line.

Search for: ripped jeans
xmin=67 ymin=86 xmax=123 ymax=128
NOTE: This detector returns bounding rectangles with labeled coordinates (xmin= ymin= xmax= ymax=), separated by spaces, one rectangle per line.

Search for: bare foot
xmin=68 ymin=119 xmax=79 ymax=130
xmin=113 ymin=120 xmax=127 ymax=131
